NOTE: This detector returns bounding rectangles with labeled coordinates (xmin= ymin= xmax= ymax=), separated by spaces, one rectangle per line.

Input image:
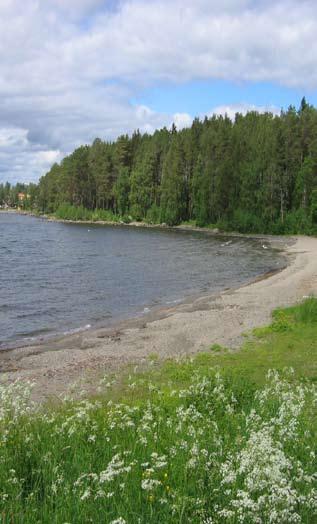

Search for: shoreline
xmin=0 ymin=263 xmax=287 ymax=355
xmin=0 ymin=208 xmax=289 ymax=240
xmin=0 ymin=212 xmax=287 ymax=354
xmin=1 ymin=224 xmax=316 ymax=400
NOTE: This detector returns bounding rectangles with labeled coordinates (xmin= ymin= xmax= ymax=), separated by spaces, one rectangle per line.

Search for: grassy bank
xmin=0 ymin=299 xmax=316 ymax=523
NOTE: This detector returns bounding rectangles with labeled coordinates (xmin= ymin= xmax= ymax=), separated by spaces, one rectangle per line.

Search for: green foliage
xmin=311 ymin=189 xmax=317 ymax=225
xmin=272 ymin=209 xmax=315 ymax=235
xmin=55 ymin=203 xmax=92 ymax=221
xmin=292 ymin=296 xmax=317 ymax=324
xmin=7 ymin=98 xmax=317 ymax=235
xmin=130 ymin=148 xmax=158 ymax=220
xmin=0 ymin=181 xmax=38 ymax=210
xmin=270 ymin=309 xmax=294 ymax=332
xmin=209 ymin=343 xmax=224 ymax=352
xmin=114 ymin=167 xmax=130 ymax=216
xmin=0 ymin=299 xmax=316 ymax=522
xmin=146 ymin=203 xmax=161 ymax=224
xmin=91 ymin=209 xmax=121 ymax=222
xmin=160 ymin=136 xmax=186 ymax=225
xmin=55 ymin=204 xmax=123 ymax=223
xmin=231 ymin=209 xmax=264 ymax=233
xmin=191 ymin=154 xmax=211 ymax=226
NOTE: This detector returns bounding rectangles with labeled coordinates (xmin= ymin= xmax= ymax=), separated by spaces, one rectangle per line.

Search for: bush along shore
xmin=0 ymin=298 xmax=316 ymax=523
xmin=9 ymin=202 xmax=317 ymax=237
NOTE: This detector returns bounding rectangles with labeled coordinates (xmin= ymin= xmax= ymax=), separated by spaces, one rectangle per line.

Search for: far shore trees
xmin=3 ymin=98 xmax=317 ymax=234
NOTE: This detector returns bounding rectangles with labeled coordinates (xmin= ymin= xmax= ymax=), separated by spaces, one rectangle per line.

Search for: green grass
xmin=0 ymin=299 xmax=316 ymax=523
xmin=118 ymin=298 xmax=317 ymax=398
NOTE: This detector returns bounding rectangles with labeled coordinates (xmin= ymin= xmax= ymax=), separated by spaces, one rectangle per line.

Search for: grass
xmin=0 ymin=298 xmax=316 ymax=523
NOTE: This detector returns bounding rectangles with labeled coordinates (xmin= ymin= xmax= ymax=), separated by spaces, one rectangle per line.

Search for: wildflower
xmin=141 ymin=479 xmax=162 ymax=491
xmin=80 ymin=488 xmax=91 ymax=501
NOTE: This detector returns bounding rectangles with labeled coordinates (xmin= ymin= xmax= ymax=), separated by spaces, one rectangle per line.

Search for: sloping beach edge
xmin=1 ymin=235 xmax=317 ymax=401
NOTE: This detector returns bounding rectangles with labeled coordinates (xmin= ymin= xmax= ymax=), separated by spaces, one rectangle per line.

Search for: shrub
xmin=231 ymin=209 xmax=263 ymax=234
xmin=146 ymin=204 xmax=161 ymax=224
xmin=55 ymin=203 xmax=92 ymax=221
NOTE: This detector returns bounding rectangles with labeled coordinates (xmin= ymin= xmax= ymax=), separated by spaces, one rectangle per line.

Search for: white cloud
xmin=0 ymin=0 xmax=317 ymax=182
xmin=170 ymin=103 xmax=280 ymax=131
xmin=172 ymin=113 xmax=193 ymax=130
xmin=0 ymin=127 xmax=63 ymax=184
xmin=211 ymin=103 xmax=280 ymax=120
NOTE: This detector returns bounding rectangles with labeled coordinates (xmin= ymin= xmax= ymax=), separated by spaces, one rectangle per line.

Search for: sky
xmin=1 ymin=0 xmax=317 ymax=184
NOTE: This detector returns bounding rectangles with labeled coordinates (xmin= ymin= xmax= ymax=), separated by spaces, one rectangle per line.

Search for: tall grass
xmin=294 ymin=296 xmax=317 ymax=323
xmin=0 ymin=299 xmax=316 ymax=523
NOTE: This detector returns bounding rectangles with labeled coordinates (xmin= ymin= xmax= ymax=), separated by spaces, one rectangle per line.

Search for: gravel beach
xmin=1 ymin=235 xmax=316 ymax=401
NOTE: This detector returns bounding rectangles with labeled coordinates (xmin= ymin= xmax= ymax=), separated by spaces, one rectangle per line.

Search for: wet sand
xmin=1 ymin=235 xmax=317 ymax=401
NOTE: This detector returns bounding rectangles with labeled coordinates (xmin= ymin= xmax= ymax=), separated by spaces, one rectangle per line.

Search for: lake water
xmin=0 ymin=213 xmax=285 ymax=348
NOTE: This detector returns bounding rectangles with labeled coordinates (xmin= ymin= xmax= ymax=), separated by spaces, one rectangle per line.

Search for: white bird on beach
xmin=262 ymin=244 xmax=268 ymax=249
xmin=221 ymin=240 xmax=232 ymax=247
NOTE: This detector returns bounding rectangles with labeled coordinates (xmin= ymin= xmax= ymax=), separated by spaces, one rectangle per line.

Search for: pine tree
xmin=114 ymin=167 xmax=130 ymax=216
xmin=160 ymin=135 xmax=186 ymax=225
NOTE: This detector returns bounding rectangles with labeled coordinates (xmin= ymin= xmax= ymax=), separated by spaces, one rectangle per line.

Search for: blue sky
xmin=1 ymin=0 xmax=317 ymax=183
xmin=135 ymin=79 xmax=315 ymax=116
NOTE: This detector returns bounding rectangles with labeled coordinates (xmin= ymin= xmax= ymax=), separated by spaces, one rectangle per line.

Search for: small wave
xmin=0 ymin=323 xmax=93 ymax=351
xmin=166 ymin=298 xmax=183 ymax=305
xmin=15 ymin=307 xmax=60 ymax=320
xmin=16 ymin=327 xmax=53 ymax=338
xmin=16 ymin=311 xmax=41 ymax=320
xmin=63 ymin=324 xmax=91 ymax=336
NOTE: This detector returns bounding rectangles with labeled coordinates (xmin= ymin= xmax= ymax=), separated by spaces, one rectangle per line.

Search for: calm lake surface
xmin=0 ymin=213 xmax=285 ymax=348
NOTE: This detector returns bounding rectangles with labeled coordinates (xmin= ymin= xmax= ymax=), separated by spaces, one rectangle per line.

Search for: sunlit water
xmin=0 ymin=213 xmax=285 ymax=348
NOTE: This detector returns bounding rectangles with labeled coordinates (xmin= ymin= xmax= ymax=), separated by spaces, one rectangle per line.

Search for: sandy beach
xmin=1 ymin=234 xmax=317 ymax=401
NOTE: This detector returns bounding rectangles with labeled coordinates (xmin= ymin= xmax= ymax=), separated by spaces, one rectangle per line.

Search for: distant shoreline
xmin=0 ymin=207 xmax=292 ymax=242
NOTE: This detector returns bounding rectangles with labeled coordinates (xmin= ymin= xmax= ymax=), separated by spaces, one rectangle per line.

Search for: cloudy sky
xmin=1 ymin=0 xmax=317 ymax=184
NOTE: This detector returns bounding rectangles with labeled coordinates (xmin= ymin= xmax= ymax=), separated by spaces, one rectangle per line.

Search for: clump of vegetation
xmin=0 ymin=298 xmax=316 ymax=522
xmin=54 ymin=203 xmax=131 ymax=224
xmin=55 ymin=203 xmax=93 ymax=221
xmin=293 ymin=296 xmax=317 ymax=324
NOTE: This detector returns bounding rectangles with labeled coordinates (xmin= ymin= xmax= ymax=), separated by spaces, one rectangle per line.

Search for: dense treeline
xmin=3 ymin=98 xmax=317 ymax=233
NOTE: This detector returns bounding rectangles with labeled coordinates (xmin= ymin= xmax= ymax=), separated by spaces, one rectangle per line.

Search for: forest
xmin=1 ymin=98 xmax=317 ymax=234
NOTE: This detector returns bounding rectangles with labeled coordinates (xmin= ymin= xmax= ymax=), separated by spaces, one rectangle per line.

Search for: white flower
xmin=141 ymin=479 xmax=162 ymax=491
xmin=80 ymin=488 xmax=91 ymax=501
